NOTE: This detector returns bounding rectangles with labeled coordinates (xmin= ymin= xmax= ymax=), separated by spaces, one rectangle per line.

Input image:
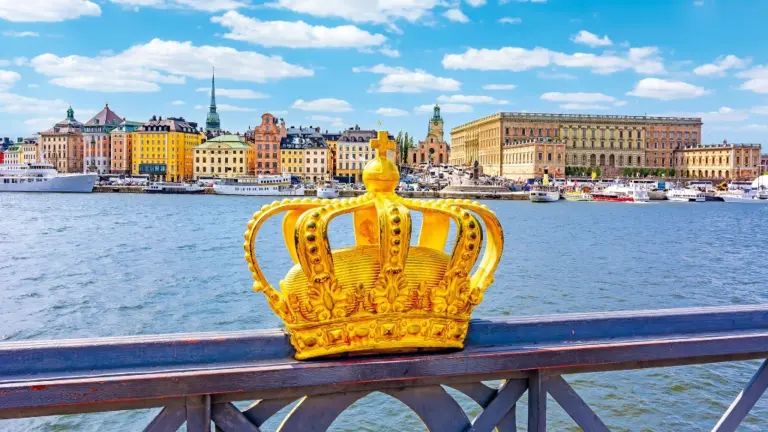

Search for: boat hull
xmin=668 ymin=196 xmax=705 ymax=203
xmin=530 ymin=191 xmax=560 ymax=202
xmin=0 ymin=174 xmax=97 ymax=193
xmin=592 ymin=194 xmax=635 ymax=203
xmin=721 ymin=196 xmax=768 ymax=203
xmin=214 ymin=184 xmax=306 ymax=196
xmin=316 ymin=189 xmax=339 ymax=199
xmin=145 ymin=189 xmax=205 ymax=194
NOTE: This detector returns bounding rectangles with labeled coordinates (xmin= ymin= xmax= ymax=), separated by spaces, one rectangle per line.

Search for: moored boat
xmin=0 ymin=163 xmax=97 ymax=193
xmin=592 ymin=185 xmax=649 ymax=203
xmin=563 ymin=185 xmax=593 ymax=201
xmin=316 ymin=180 xmax=339 ymax=199
xmin=529 ymin=184 xmax=560 ymax=202
xmin=145 ymin=182 xmax=204 ymax=194
xmin=666 ymin=188 xmax=706 ymax=202
xmin=213 ymin=174 xmax=305 ymax=196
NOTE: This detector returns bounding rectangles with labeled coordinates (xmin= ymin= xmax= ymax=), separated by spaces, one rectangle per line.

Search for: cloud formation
xmin=693 ymin=55 xmax=750 ymax=76
xmin=0 ymin=0 xmax=101 ymax=22
xmin=353 ymin=64 xmax=461 ymax=93
xmin=627 ymin=78 xmax=709 ymax=100
xmin=571 ymin=30 xmax=612 ymax=47
xmin=292 ymin=98 xmax=352 ymax=112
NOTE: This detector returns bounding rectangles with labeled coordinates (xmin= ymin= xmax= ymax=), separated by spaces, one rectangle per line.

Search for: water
xmin=1 ymin=193 xmax=768 ymax=431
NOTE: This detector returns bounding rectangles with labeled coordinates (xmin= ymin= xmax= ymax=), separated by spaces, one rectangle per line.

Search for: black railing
xmin=2 ymin=305 xmax=768 ymax=431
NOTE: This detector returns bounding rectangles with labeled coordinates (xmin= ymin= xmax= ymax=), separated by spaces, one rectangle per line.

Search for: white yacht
xmin=529 ymin=184 xmax=560 ymax=202
xmin=145 ymin=182 xmax=204 ymax=194
xmin=0 ymin=163 xmax=97 ymax=193
xmin=666 ymin=188 xmax=706 ymax=202
xmin=592 ymin=184 xmax=650 ymax=203
xmin=316 ymin=180 xmax=340 ymax=199
xmin=718 ymin=181 xmax=768 ymax=203
xmin=213 ymin=174 xmax=305 ymax=196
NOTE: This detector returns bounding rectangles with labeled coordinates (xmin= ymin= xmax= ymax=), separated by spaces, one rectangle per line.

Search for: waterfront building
xmin=110 ymin=120 xmax=144 ymax=175
xmin=335 ymin=125 xmax=378 ymax=182
xmin=676 ymin=141 xmax=761 ymax=179
xmin=20 ymin=137 xmax=39 ymax=164
xmin=132 ymin=116 xmax=202 ymax=182
xmin=408 ymin=105 xmax=450 ymax=167
xmin=322 ymin=130 xmax=342 ymax=178
xmin=761 ymin=154 xmax=768 ymax=174
xmin=205 ymin=71 xmax=221 ymax=136
xmin=246 ymin=113 xmax=285 ymax=175
xmin=40 ymin=107 xmax=84 ymax=173
xmin=3 ymin=145 xmax=21 ymax=164
xmin=502 ymin=138 xmax=566 ymax=180
xmin=83 ymin=104 xmax=123 ymax=175
xmin=451 ymin=112 xmax=702 ymax=179
xmin=193 ymin=134 xmax=253 ymax=179
xmin=280 ymin=126 xmax=329 ymax=183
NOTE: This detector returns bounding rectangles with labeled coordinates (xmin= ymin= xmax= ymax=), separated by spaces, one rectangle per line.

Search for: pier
xmin=2 ymin=304 xmax=768 ymax=431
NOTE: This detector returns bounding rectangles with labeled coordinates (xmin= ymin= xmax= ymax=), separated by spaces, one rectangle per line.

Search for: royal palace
xmin=450 ymin=112 xmax=717 ymax=178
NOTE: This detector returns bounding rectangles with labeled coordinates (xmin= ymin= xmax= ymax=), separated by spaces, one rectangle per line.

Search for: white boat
xmin=717 ymin=180 xmax=768 ymax=203
xmin=316 ymin=180 xmax=340 ymax=199
xmin=529 ymin=184 xmax=560 ymax=202
xmin=666 ymin=188 xmax=706 ymax=203
xmin=592 ymin=184 xmax=650 ymax=203
xmin=145 ymin=182 xmax=204 ymax=194
xmin=0 ymin=163 xmax=97 ymax=193
xmin=213 ymin=174 xmax=305 ymax=196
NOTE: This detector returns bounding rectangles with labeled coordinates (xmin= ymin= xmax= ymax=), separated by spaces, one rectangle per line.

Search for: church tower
xmin=428 ymin=104 xmax=444 ymax=142
xmin=205 ymin=69 xmax=221 ymax=133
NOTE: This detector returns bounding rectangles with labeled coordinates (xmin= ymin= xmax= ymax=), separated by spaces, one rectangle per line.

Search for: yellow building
xmin=334 ymin=126 xmax=377 ymax=182
xmin=677 ymin=141 xmax=761 ymax=179
xmin=280 ymin=127 xmax=330 ymax=183
xmin=21 ymin=139 xmax=39 ymax=164
xmin=132 ymin=116 xmax=202 ymax=182
xmin=193 ymin=134 xmax=253 ymax=179
xmin=502 ymin=138 xmax=566 ymax=180
xmin=451 ymin=112 xmax=702 ymax=179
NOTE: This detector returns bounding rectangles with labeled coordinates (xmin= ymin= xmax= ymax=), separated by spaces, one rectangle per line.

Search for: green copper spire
xmin=66 ymin=105 xmax=74 ymax=120
xmin=206 ymin=68 xmax=221 ymax=133
xmin=432 ymin=104 xmax=442 ymax=123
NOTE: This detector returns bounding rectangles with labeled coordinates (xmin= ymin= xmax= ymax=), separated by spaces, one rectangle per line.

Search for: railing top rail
xmin=2 ymin=304 xmax=768 ymax=417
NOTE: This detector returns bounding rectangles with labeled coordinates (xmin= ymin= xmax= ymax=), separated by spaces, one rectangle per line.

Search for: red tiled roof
xmin=84 ymin=104 xmax=123 ymax=126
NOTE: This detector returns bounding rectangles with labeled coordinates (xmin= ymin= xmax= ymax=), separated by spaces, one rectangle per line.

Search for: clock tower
xmin=428 ymin=104 xmax=444 ymax=142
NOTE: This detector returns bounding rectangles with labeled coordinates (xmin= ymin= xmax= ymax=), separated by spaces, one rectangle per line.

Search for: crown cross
xmin=243 ymin=130 xmax=504 ymax=360
xmin=370 ymin=131 xmax=395 ymax=156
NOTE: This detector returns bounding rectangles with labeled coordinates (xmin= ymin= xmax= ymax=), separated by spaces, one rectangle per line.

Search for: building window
xmin=538 ymin=153 xmax=542 ymax=161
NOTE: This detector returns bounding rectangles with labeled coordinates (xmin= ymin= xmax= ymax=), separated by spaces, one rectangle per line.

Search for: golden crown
xmin=244 ymin=131 xmax=503 ymax=359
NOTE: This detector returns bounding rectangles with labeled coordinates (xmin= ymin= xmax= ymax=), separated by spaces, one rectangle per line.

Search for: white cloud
xmin=752 ymin=106 xmax=768 ymax=115
xmin=443 ymin=46 xmax=664 ymax=75
xmin=0 ymin=70 xmax=21 ymax=91
xmin=0 ymin=92 xmax=73 ymax=115
xmin=540 ymin=92 xmax=618 ymax=103
xmin=376 ymin=107 xmax=409 ymax=117
xmin=466 ymin=0 xmax=485 ymax=6
xmin=292 ymin=98 xmax=352 ymax=112
xmin=443 ymin=8 xmax=469 ymax=23
xmin=194 ymin=103 xmax=257 ymax=112
xmin=693 ymin=0 xmax=704 ymax=5
xmin=537 ymin=71 xmax=577 ymax=80
xmin=560 ymin=103 xmax=609 ymax=110
xmin=171 ymin=100 xmax=185 ymax=105
xmin=660 ymin=106 xmax=748 ymax=123
xmin=308 ymin=115 xmax=344 ymax=127
xmin=109 ymin=0 xmax=246 ymax=12
xmin=693 ymin=55 xmax=750 ymax=76
xmin=627 ymin=78 xmax=709 ymax=100
xmin=571 ymin=30 xmax=612 ymax=47
xmin=483 ymin=84 xmax=517 ymax=90
xmin=0 ymin=0 xmax=101 ymax=22
xmin=353 ymin=64 xmax=461 ymax=93
xmin=737 ymin=66 xmax=768 ymax=94
xmin=2 ymin=31 xmax=39 ymax=37
xmin=30 ymin=39 xmax=312 ymax=93
xmin=438 ymin=94 xmax=509 ymax=105
xmin=212 ymin=11 xmax=386 ymax=49
xmin=270 ymin=0 xmax=439 ymax=25
xmin=379 ymin=47 xmax=400 ymax=58
xmin=196 ymin=87 xmax=269 ymax=99
xmin=499 ymin=17 xmax=521 ymax=24
xmin=415 ymin=103 xmax=473 ymax=113
xmin=24 ymin=117 xmax=61 ymax=132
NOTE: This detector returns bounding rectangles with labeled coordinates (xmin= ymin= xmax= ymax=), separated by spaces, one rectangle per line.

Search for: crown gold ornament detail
xmin=244 ymin=131 xmax=503 ymax=360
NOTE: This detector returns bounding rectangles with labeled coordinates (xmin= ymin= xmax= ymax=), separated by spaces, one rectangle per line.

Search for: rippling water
xmin=2 ymin=193 xmax=768 ymax=431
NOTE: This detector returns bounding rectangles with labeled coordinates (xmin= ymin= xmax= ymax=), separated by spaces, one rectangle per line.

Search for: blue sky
xmin=1 ymin=0 xmax=767 ymax=144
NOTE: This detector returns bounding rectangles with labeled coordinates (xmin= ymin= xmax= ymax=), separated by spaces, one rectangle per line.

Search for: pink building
xmin=247 ymin=113 xmax=286 ymax=175
xmin=83 ymin=104 xmax=123 ymax=174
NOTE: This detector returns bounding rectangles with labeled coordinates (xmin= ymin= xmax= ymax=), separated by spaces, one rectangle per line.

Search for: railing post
xmin=713 ymin=359 xmax=768 ymax=432
xmin=528 ymin=370 xmax=546 ymax=432
xmin=186 ymin=395 xmax=212 ymax=432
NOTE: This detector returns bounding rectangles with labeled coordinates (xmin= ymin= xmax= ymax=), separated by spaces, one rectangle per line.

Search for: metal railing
xmin=2 ymin=305 xmax=768 ymax=431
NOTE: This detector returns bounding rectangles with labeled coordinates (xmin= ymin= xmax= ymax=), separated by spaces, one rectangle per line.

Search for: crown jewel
xmin=244 ymin=131 xmax=503 ymax=359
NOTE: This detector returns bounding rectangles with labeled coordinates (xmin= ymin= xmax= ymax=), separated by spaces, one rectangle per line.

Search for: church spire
xmin=210 ymin=67 xmax=217 ymax=111
xmin=205 ymin=67 xmax=221 ymax=133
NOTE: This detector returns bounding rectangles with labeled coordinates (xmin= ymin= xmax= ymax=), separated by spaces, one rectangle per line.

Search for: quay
xmin=2 ymin=304 xmax=768 ymax=431
xmin=93 ymin=185 xmax=532 ymax=200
